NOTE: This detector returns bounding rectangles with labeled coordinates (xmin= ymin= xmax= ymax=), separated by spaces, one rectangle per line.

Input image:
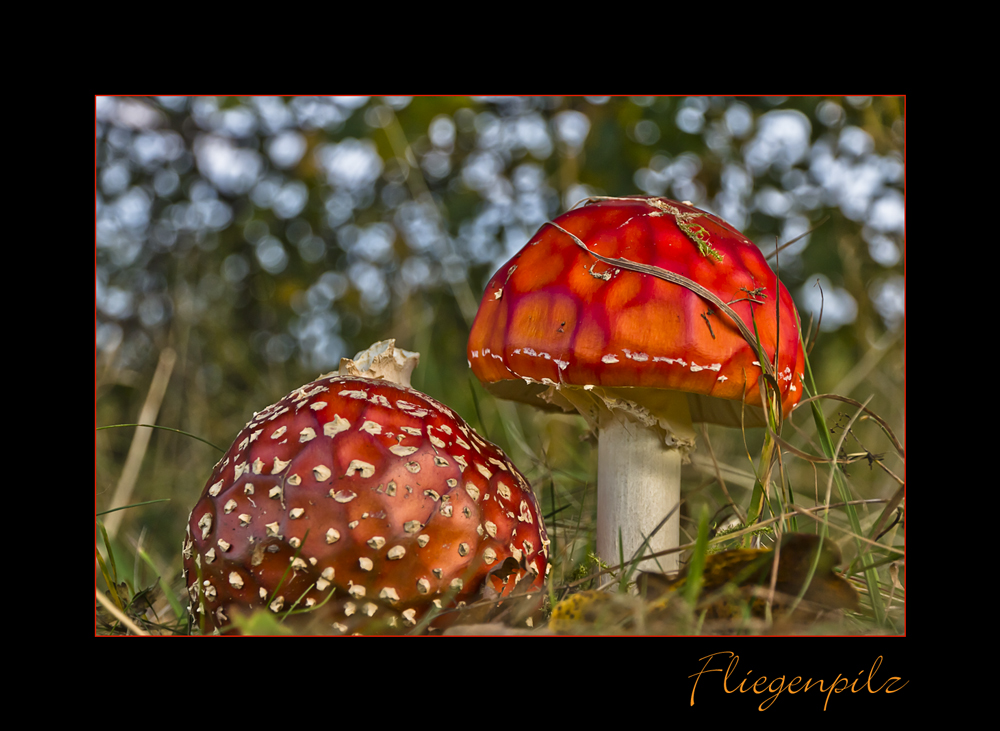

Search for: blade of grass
xmin=95 ymin=545 xmax=122 ymax=612
xmin=683 ymin=505 xmax=711 ymax=608
xmin=95 ymin=520 xmax=125 ymax=612
xmin=97 ymin=498 xmax=171 ymax=516
xmin=800 ymin=347 xmax=887 ymax=626
xmin=96 ymin=587 xmax=147 ymax=635
xmin=136 ymin=546 xmax=186 ymax=625
xmin=97 ymin=423 xmax=224 ymax=453
xmin=102 ymin=347 xmax=176 ymax=539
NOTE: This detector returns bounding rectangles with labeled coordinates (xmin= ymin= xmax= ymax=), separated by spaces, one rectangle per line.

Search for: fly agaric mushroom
xmin=467 ymin=197 xmax=805 ymax=575
xmin=182 ymin=340 xmax=549 ymax=634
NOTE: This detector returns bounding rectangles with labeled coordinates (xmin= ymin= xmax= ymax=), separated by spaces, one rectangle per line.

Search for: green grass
xmin=95 ymin=308 xmax=905 ymax=635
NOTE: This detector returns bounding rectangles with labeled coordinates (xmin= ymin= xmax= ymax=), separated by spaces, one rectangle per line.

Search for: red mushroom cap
xmin=183 ymin=349 xmax=549 ymax=634
xmin=467 ymin=197 xmax=805 ymax=428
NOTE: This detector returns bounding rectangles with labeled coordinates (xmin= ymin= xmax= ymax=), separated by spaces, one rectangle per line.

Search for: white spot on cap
xmin=653 ymin=356 xmax=687 ymax=366
xmin=324 ymin=415 xmax=350 ymax=437
xmin=497 ymin=482 xmax=512 ymax=501
xmin=602 ymin=354 xmax=619 ymax=364
xmin=345 ymin=460 xmax=375 ymax=478
xmin=198 ymin=513 xmax=212 ymax=539
xmin=519 ymin=500 xmax=534 ymax=523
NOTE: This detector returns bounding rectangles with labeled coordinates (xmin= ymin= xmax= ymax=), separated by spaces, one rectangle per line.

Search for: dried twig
xmin=543 ymin=220 xmax=777 ymax=382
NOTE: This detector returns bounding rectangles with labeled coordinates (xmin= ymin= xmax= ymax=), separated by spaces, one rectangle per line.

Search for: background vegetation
xmin=95 ymin=96 xmax=905 ymax=634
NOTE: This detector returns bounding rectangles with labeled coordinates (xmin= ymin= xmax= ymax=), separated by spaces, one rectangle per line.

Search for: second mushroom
xmin=183 ymin=340 xmax=549 ymax=634
xmin=467 ymin=197 xmax=805 ymax=575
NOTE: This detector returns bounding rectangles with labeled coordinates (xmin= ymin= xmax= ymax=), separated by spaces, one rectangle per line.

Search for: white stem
xmin=597 ymin=412 xmax=681 ymax=576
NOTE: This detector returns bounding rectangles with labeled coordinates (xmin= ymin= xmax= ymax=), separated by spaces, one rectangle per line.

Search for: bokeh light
xmin=96 ymin=95 xmax=904 ymax=377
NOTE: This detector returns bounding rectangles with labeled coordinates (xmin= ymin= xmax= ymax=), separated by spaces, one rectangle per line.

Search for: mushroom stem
xmin=597 ymin=410 xmax=682 ymax=576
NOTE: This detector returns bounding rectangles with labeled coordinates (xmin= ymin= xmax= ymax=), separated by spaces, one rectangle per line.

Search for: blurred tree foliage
xmin=95 ymin=96 xmax=904 ymax=591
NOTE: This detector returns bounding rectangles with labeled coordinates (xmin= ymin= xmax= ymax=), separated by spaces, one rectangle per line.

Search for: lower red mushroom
xmin=183 ymin=341 xmax=550 ymax=634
